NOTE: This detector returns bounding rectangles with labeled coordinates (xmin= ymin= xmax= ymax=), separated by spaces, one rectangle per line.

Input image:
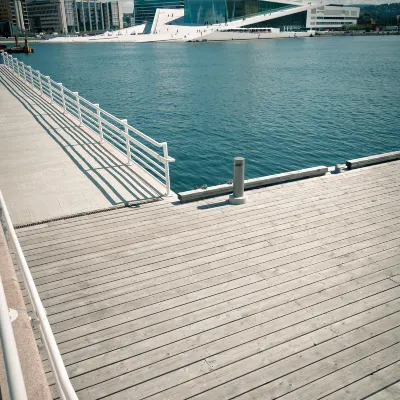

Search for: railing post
xmin=72 ymin=92 xmax=82 ymax=125
xmin=163 ymin=142 xmax=171 ymax=196
xmin=122 ymin=119 xmax=131 ymax=165
xmin=229 ymin=157 xmax=247 ymax=205
xmin=21 ymin=62 xmax=26 ymax=82
xmin=46 ymin=76 xmax=53 ymax=103
xmin=38 ymin=73 xmax=43 ymax=96
xmin=94 ymin=104 xmax=103 ymax=143
xmin=58 ymin=83 xmax=66 ymax=113
xmin=27 ymin=66 xmax=33 ymax=87
xmin=14 ymin=58 xmax=19 ymax=76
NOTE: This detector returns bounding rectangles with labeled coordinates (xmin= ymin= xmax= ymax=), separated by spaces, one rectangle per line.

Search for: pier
xmin=1 ymin=53 xmax=400 ymax=400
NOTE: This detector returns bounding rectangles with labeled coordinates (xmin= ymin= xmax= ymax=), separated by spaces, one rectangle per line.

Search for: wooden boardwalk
xmin=14 ymin=159 xmax=400 ymax=399
xmin=0 ymin=66 xmax=165 ymax=226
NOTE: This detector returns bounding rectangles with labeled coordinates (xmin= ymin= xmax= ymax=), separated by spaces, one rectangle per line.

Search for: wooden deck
xmin=0 ymin=66 xmax=165 ymax=226
xmin=16 ymin=160 xmax=400 ymax=400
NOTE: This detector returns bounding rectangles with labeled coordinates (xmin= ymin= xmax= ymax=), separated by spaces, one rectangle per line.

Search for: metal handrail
xmin=0 ymin=277 xmax=28 ymax=400
xmin=0 ymin=190 xmax=78 ymax=400
xmin=0 ymin=51 xmax=175 ymax=196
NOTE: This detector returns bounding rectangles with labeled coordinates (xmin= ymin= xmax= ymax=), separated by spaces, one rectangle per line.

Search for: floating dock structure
xmin=1 ymin=54 xmax=400 ymax=400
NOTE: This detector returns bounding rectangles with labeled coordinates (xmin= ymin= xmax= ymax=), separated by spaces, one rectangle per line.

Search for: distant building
xmin=28 ymin=0 xmax=67 ymax=33
xmin=307 ymin=5 xmax=359 ymax=30
xmin=27 ymin=0 xmax=123 ymax=33
xmin=183 ymin=0 xmax=359 ymax=31
xmin=134 ymin=0 xmax=183 ymax=25
xmin=0 ymin=0 xmax=30 ymax=32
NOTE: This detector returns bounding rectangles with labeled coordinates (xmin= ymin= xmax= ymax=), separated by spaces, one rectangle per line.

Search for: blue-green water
xmin=10 ymin=37 xmax=400 ymax=192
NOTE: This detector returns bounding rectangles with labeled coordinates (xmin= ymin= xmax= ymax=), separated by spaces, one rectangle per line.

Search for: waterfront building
xmin=28 ymin=0 xmax=67 ymax=33
xmin=134 ymin=0 xmax=183 ymax=25
xmin=28 ymin=0 xmax=123 ymax=33
xmin=184 ymin=0 xmax=359 ymax=30
xmin=307 ymin=5 xmax=359 ymax=29
xmin=0 ymin=0 xmax=30 ymax=32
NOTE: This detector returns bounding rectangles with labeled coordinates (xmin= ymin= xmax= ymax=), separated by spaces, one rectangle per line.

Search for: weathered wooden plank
xmin=32 ymin=200 xmax=400 ymax=303
xmin=27 ymin=192 xmax=400 ymax=285
xmin=22 ymin=174 xmax=398 ymax=254
xmin=44 ymin=220 xmax=400 ymax=332
xmin=20 ymin=175 xmax=399 ymax=249
xmin=18 ymin=161 xmax=398 ymax=242
xmin=42 ymin=224 xmax=400 ymax=317
xmin=277 ymin=343 xmax=400 ymax=400
xmin=53 ymin=276 xmax=400 ymax=392
xmin=24 ymin=187 xmax=400 ymax=269
xmin=321 ymin=361 xmax=400 ymax=400
xmin=38 ymin=221 xmax=400 ymax=311
xmin=30 ymin=204 xmax=400 ymax=296
xmin=84 ymin=311 xmax=400 ymax=399
xmin=45 ymin=224 xmax=400 ymax=345
xmin=52 ymin=247 xmax=400 ymax=362
xmin=16 ymin=157 xmax=398 ymax=237
xmin=12 ymin=157 xmax=399 ymax=400
xmin=45 ymin=237 xmax=400 ymax=330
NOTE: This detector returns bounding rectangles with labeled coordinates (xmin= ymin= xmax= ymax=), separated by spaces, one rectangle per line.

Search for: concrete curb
xmin=178 ymin=166 xmax=328 ymax=203
xmin=346 ymin=151 xmax=400 ymax=170
xmin=0 ymin=229 xmax=52 ymax=400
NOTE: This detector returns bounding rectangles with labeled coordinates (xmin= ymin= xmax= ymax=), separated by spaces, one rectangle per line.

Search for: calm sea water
xmin=11 ymin=37 xmax=400 ymax=192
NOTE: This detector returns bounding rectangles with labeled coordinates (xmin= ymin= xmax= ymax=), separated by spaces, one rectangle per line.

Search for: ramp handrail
xmin=0 ymin=277 xmax=28 ymax=400
xmin=0 ymin=51 xmax=174 ymax=196
xmin=0 ymin=190 xmax=78 ymax=400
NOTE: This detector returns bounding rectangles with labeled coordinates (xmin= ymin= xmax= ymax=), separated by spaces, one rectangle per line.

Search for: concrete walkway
xmin=0 ymin=67 xmax=165 ymax=226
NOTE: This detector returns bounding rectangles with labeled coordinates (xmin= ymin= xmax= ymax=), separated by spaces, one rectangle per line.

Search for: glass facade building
xmin=245 ymin=10 xmax=307 ymax=30
xmin=74 ymin=0 xmax=122 ymax=32
xmin=134 ymin=0 xmax=183 ymax=25
xmin=184 ymin=0 xmax=295 ymax=25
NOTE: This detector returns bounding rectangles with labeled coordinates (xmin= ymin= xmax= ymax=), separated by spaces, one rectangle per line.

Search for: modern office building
xmin=0 ymin=0 xmax=30 ymax=31
xmin=28 ymin=0 xmax=122 ymax=33
xmin=134 ymin=0 xmax=183 ymax=25
xmin=306 ymin=5 xmax=359 ymax=29
xmin=28 ymin=0 xmax=66 ymax=32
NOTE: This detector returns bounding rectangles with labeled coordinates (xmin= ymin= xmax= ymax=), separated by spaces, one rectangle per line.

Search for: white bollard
xmin=229 ymin=157 xmax=247 ymax=205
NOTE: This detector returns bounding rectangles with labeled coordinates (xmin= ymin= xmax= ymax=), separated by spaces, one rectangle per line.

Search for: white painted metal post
xmin=38 ymin=73 xmax=43 ymax=96
xmin=94 ymin=104 xmax=103 ymax=143
xmin=122 ymin=119 xmax=131 ymax=165
xmin=21 ymin=62 xmax=26 ymax=82
xmin=59 ymin=83 xmax=66 ymax=113
xmin=0 ymin=279 xmax=29 ymax=400
xmin=229 ymin=157 xmax=247 ymax=205
xmin=47 ymin=76 xmax=53 ymax=103
xmin=27 ymin=66 xmax=33 ymax=87
xmin=163 ymin=142 xmax=171 ymax=196
xmin=73 ymin=92 xmax=82 ymax=125
xmin=14 ymin=58 xmax=19 ymax=76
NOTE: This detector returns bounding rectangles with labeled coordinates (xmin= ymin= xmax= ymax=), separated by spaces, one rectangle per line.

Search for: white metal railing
xmin=0 ymin=190 xmax=78 ymax=400
xmin=0 ymin=51 xmax=175 ymax=196
xmin=0 ymin=277 xmax=28 ymax=400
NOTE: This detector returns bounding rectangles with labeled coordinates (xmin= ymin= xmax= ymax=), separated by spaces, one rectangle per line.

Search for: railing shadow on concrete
xmin=1 ymin=51 xmax=174 ymax=199
xmin=0 ymin=71 xmax=161 ymax=205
